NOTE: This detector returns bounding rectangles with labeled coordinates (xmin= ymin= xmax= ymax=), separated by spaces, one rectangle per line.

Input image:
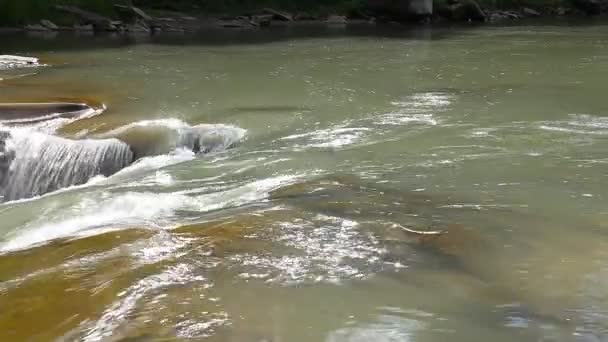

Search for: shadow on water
xmin=3 ymin=18 xmax=608 ymax=54
xmin=0 ymin=23 xmax=455 ymax=54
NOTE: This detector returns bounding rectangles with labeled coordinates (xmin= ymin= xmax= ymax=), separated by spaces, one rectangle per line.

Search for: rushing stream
xmin=0 ymin=23 xmax=607 ymax=341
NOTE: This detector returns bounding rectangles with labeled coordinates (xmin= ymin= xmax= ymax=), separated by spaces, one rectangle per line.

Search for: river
xmin=0 ymin=23 xmax=607 ymax=341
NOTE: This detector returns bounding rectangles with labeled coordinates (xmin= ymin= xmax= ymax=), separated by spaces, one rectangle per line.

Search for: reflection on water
xmin=1 ymin=23 xmax=608 ymax=341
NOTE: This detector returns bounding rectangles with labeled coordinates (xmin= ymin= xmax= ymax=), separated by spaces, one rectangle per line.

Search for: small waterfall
xmin=98 ymin=119 xmax=247 ymax=159
xmin=0 ymin=129 xmax=133 ymax=201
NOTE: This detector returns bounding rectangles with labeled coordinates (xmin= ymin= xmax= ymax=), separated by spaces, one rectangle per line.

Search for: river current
xmin=0 ymin=23 xmax=607 ymax=341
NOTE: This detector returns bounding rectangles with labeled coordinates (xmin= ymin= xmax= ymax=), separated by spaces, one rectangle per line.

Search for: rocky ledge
xmin=8 ymin=0 xmax=608 ymax=35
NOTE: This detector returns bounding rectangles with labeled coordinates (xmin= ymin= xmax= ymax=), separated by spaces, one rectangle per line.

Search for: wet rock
xmin=326 ymin=15 xmax=348 ymax=24
xmin=54 ymin=5 xmax=120 ymax=31
xmin=263 ymin=8 xmax=294 ymax=21
xmin=442 ymin=0 xmax=486 ymax=22
xmin=522 ymin=7 xmax=541 ymax=16
xmin=126 ymin=23 xmax=150 ymax=33
xmin=487 ymin=10 xmax=521 ymax=22
xmin=217 ymin=18 xmax=253 ymax=28
xmin=40 ymin=19 xmax=59 ymax=30
xmin=114 ymin=4 xmax=162 ymax=30
xmin=74 ymin=24 xmax=94 ymax=32
xmin=25 ymin=24 xmax=49 ymax=31
xmin=251 ymin=14 xmax=273 ymax=27
xmin=366 ymin=0 xmax=433 ymax=20
xmin=161 ymin=25 xmax=185 ymax=33
xmin=0 ymin=102 xmax=96 ymax=122
xmin=294 ymin=12 xmax=319 ymax=21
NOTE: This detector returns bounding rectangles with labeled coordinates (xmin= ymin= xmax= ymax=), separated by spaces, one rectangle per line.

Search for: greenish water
xmin=1 ymin=24 xmax=607 ymax=341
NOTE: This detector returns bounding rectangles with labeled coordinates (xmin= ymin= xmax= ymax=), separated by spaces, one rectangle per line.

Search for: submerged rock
xmin=95 ymin=119 xmax=246 ymax=160
xmin=0 ymin=103 xmax=96 ymax=123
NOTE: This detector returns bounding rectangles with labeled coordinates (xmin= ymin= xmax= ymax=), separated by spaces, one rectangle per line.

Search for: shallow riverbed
xmin=1 ymin=23 xmax=608 ymax=341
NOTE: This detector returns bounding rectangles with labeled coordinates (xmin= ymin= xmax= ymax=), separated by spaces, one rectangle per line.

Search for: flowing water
xmin=0 ymin=23 xmax=607 ymax=341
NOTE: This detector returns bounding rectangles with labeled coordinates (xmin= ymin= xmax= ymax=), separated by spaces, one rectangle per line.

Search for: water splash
xmin=0 ymin=129 xmax=133 ymax=201
xmin=98 ymin=119 xmax=247 ymax=159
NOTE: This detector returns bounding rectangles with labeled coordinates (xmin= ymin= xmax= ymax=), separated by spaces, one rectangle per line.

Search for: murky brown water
xmin=1 ymin=23 xmax=608 ymax=341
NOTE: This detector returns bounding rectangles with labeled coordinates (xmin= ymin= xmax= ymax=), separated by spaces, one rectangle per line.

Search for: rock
xmin=217 ymin=19 xmax=252 ymax=28
xmin=263 ymin=8 xmax=294 ymax=21
xmin=114 ymin=4 xmax=161 ymax=29
xmin=40 ymin=19 xmax=59 ymax=30
xmin=0 ymin=103 xmax=95 ymax=122
xmin=251 ymin=14 xmax=273 ymax=27
xmin=522 ymin=7 xmax=541 ymax=16
xmin=572 ymin=0 xmax=601 ymax=15
xmin=487 ymin=10 xmax=521 ymax=21
xmin=74 ymin=24 xmax=94 ymax=31
xmin=54 ymin=5 xmax=119 ymax=31
xmin=25 ymin=24 xmax=49 ymax=31
xmin=162 ymin=26 xmax=185 ymax=33
xmin=326 ymin=15 xmax=348 ymax=24
xmin=366 ymin=0 xmax=433 ymax=20
xmin=443 ymin=0 xmax=486 ymax=21
xmin=180 ymin=16 xmax=198 ymax=21
xmin=126 ymin=23 xmax=150 ymax=33
xmin=554 ymin=7 xmax=570 ymax=15
xmin=294 ymin=12 xmax=320 ymax=20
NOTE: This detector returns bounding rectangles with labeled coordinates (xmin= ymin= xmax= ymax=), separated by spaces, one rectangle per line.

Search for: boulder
xmin=326 ymin=15 xmax=348 ymax=24
xmin=251 ymin=14 xmax=273 ymax=27
xmin=25 ymin=24 xmax=49 ymax=31
xmin=263 ymin=8 xmax=294 ymax=21
xmin=442 ymin=0 xmax=486 ymax=21
xmin=217 ymin=19 xmax=252 ymax=28
xmin=74 ymin=24 xmax=94 ymax=31
xmin=40 ymin=19 xmax=59 ymax=30
xmin=54 ymin=5 xmax=120 ymax=31
xmin=126 ymin=23 xmax=150 ymax=33
xmin=366 ymin=0 xmax=433 ymax=20
xmin=114 ymin=4 xmax=162 ymax=29
xmin=294 ymin=12 xmax=319 ymax=20
xmin=522 ymin=7 xmax=541 ymax=16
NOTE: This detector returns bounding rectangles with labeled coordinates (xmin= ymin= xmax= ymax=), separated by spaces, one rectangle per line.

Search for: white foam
xmin=0 ymin=174 xmax=303 ymax=253
xmin=539 ymin=114 xmax=608 ymax=135
xmin=281 ymin=127 xmax=371 ymax=149
xmin=110 ymin=148 xmax=195 ymax=179
xmin=83 ymin=263 xmax=209 ymax=342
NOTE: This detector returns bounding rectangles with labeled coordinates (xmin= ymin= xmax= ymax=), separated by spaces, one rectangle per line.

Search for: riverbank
xmin=1 ymin=0 xmax=608 ymax=34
